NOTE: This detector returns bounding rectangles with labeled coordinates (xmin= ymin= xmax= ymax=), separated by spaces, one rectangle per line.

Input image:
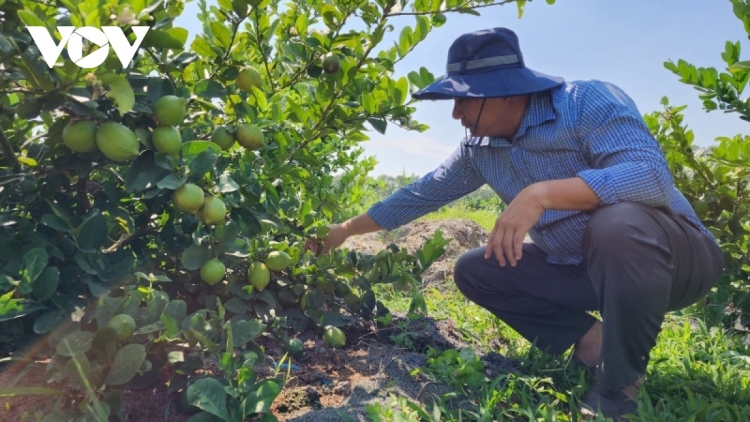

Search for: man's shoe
xmin=580 ymin=385 xmax=638 ymax=421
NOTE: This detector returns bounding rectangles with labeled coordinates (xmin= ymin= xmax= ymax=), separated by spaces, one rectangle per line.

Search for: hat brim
xmin=412 ymin=67 xmax=564 ymax=100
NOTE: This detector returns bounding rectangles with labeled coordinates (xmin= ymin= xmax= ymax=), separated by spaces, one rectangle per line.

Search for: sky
xmin=174 ymin=0 xmax=750 ymax=177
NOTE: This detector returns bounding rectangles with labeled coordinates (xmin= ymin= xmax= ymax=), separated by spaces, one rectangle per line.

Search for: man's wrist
xmin=528 ymin=182 xmax=550 ymax=210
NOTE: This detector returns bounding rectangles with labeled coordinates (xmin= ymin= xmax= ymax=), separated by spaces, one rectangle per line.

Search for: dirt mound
xmin=265 ymin=318 xmax=515 ymax=422
xmin=341 ymin=219 xmax=490 ymax=286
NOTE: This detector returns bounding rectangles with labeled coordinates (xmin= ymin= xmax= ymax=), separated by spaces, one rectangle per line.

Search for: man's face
xmin=451 ymin=96 xmax=524 ymax=139
xmin=452 ymin=97 xmax=493 ymax=137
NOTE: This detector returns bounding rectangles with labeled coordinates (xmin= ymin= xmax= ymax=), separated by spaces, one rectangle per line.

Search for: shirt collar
xmin=514 ymin=91 xmax=556 ymax=140
xmin=483 ymin=91 xmax=556 ymax=146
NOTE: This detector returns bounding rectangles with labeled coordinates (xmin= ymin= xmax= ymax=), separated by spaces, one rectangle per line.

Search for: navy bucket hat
xmin=412 ymin=28 xmax=564 ymax=100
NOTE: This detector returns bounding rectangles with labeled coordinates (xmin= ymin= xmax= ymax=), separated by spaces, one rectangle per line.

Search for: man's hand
xmin=484 ymin=178 xmax=601 ymax=266
xmin=485 ymin=184 xmax=545 ymax=267
xmin=304 ymin=223 xmax=349 ymax=256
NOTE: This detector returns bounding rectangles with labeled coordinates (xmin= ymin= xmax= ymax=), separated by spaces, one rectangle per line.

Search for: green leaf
xmin=191 ymin=37 xmax=215 ymax=58
xmin=240 ymin=379 xmax=283 ymax=416
xmin=76 ymin=210 xmax=108 ymax=253
xmin=125 ymin=151 xmax=169 ymax=192
xmin=187 ymin=413 xmax=224 ymax=422
xmin=56 ymin=331 xmax=95 ymax=357
xmin=223 ymin=298 xmax=252 ymax=314
xmin=368 ymin=118 xmax=387 ymax=134
xmin=394 ymin=77 xmax=408 ymax=106
xmin=100 ymin=73 xmax=135 ymax=116
xmin=0 ymin=295 xmax=46 ymax=322
xmin=407 ymin=71 xmax=424 ymax=89
xmin=41 ymin=411 xmax=83 ymax=422
xmin=362 ymin=92 xmax=377 ymax=114
xmin=92 ymin=327 xmax=118 ymax=361
xmin=0 ymin=387 xmax=62 ymax=397
xmin=729 ymin=60 xmax=750 ymax=75
xmin=161 ymin=300 xmax=187 ymax=339
xmin=21 ymin=247 xmax=48 ymax=287
xmin=218 ymin=174 xmax=239 ymax=193
xmin=191 ymin=328 xmax=220 ymax=353
xmin=209 ymin=22 xmax=232 ymax=48
xmin=144 ymin=291 xmax=169 ymax=325
xmin=195 ymin=79 xmax=225 ymax=99
xmin=105 ymin=343 xmax=147 ymax=385
xmin=167 ymin=28 xmax=189 ymax=47
xmin=142 ymin=29 xmax=185 ymax=50
xmin=181 ymin=244 xmax=211 ymax=270
xmin=33 ymin=309 xmax=65 ymax=334
xmin=187 ymin=378 xmax=231 ymax=421
xmin=188 ymin=149 xmax=220 ymax=181
xmin=182 ymin=141 xmax=221 ymax=162
xmin=232 ymin=319 xmax=265 ymax=347
xmin=295 ymin=14 xmax=309 ymax=37
xmin=397 ymin=26 xmax=414 ymax=57
xmin=321 ymin=4 xmax=340 ymax=28
xmin=40 ymin=214 xmax=71 ymax=232
xmin=32 ymin=266 xmax=59 ymax=301
xmin=17 ymin=10 xmax=46 ymax=27
xmin=156 ymin=173 xmax=187 ymax=190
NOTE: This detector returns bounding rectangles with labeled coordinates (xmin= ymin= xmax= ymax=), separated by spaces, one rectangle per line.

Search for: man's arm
xmin=307 ymin=213 xmax=383 ymax=255
xmin=310 ymin=141 xmax=485 ymax=254
xmin=530 ymin=177 xmax=600 ymax=211
xmin=483 ymin=176 xmax=599 ymax=267
xmin=575 ymin=81 xmax=673 ymax=207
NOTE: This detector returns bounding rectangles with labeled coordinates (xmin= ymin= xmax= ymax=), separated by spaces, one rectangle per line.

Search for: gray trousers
xmin=453 ymin=202 xmax=724 ymax=392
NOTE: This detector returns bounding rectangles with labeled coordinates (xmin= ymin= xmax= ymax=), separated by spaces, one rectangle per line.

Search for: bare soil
xmin=0 ymin=219 xmax=513 ymax=422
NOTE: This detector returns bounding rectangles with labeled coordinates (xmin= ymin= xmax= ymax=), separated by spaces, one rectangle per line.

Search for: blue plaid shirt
xmin=367 ymin=80 xmax=712 ymax=265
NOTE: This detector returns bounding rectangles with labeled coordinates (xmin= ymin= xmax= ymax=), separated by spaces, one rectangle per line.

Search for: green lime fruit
xmin=106 ymin=314 xmax=137 ymax=341
xmin=248 ymin=261 xmax=270 ymax=291
xmin=154 ymin=95 xmax=187 ymax=126
xmin=96 ymin=122 xmax=140 ymax=162
xmin=284 ymin=338 xmax=304 ymax=356
xmin=265 ymin=251 xmax=292 ymax=272
xmin=172 ymin=183 xmax=204 ymax=214
xmin=200 ymin=259 xmax=226 ymax=285
xmin=152 ymin=126 xmax=182 ymax=156
xmin=236 ymin=124 xmax=265 ymax=150
xmin=236 ymin=66 xmax=262 ymax=93
xmin=322 ymin=54 xmax=341 ymax=74
xmin=197 ymin=196 xmax=227 ymax=225
xmin=334 ymin=282 xmax=351 ymax=298
xmin=210 ymin=126 xmax=236 ymax=150
xmin=343 ymin=293 xmax=360 ymax=308
xmin=62 ymin=120 xmax=98 ymax=153
xmin=323 ymin=327 xmax=346 ymax=349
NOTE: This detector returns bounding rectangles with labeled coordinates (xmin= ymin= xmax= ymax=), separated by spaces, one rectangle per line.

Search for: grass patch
xmin=417 ymin=206 xmax=497 ymax=232
xmin=378 ymin=282 xmax=750 ymax=421
xmin=370 ymin=204 xmax=750 ymax=421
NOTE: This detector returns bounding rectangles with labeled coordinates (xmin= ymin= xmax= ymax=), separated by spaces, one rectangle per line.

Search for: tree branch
xmin=103 ymin=225 xmax=152 ymax=253
xmin=0 ymin=126 xmax=22 ymax=173
xmin=385 ymin=0 xmax=520 ymax=17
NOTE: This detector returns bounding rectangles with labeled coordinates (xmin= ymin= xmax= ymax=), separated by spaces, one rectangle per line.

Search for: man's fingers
xmin=485 ymin=224 xmax=498 ymax=259
xmin=502 ymin=229 xmax=516 ymax=267
xmin=491 ymin=225 xmax=507 ymax=267
xmin=513 ymin=231 xmax=525 ymax=261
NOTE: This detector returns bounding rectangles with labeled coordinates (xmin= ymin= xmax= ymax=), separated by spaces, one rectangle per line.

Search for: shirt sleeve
xmin=575 ymin=81 xmax=673 ymax=207
xmin=367 ymin=142 xmax=486 ymax=230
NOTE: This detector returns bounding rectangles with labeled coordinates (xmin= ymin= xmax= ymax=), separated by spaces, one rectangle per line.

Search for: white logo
xmin=27 ymin=26 xmax=149 ymax=68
